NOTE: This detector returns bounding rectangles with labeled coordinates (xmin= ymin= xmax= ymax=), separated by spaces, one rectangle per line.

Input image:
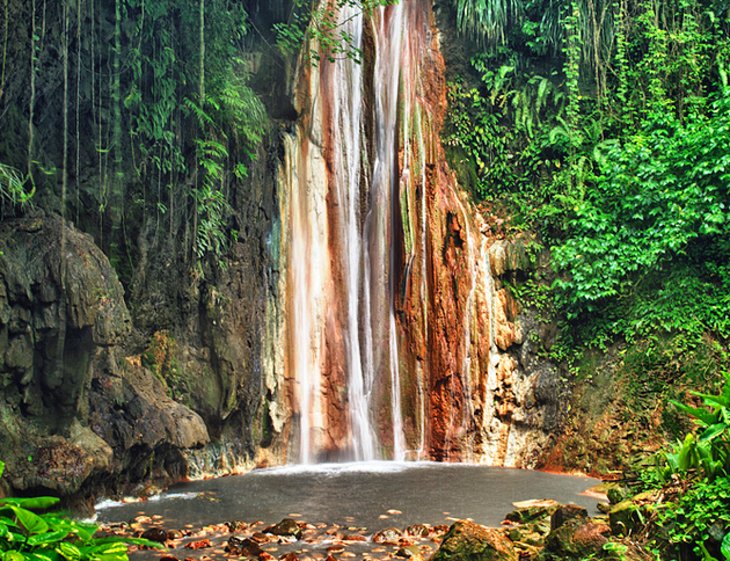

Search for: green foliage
xmin=0 ymin=163 xmax=34 ymax=208
xmin=664 ymin=372 xmax=730 ymax=481
xmin=623 ymin=376 xmax=730 ymax=561
xmin=121 ymin=0 xmax=268 ymax=263
xmin=447 ymin=0 xmax=729 ymax=361
xmin=552 ymin=92 xmax=730 ymax=317
xmin=656 ymin=476 xmax=730 ymax=561
xmin=444 ymin=58 xmax=566 ymax=208
xmin=0 ymin=461 xmax=161 ymax=561
xmin=274 ymin=0 xmax=399 ymax=65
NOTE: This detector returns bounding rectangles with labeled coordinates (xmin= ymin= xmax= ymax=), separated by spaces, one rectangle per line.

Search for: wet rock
xmin=266 ymin=518 xmax=302 ymax=539
xmin=396 ymin=545 xmax=424 ymax=560
xmin=0 ymin=216 xmax=210 ymax=500
xmin=505 ymin=500 xmax=559 ymax=524
xmin=606 ymin=485 xmax=628 ymax=505
xmin=406 ymin=524 xmax=431 ymax=538
xmin=541 ymin=519 xmax=610 ymax=561
xmin=431 ymin=520 xmax=518 ymax=561
xmin=166 ymin=530 xmax=183 ymax=540
xmin=140 ymin=528 xmax=168 ymax=543
xmin=550 ymin=504 xmax=588 ymax=531
xmin=226 ymin=537 xmax=264 ymax=556
xmin=225 ymin=520 xmax=249 ymax=532
xmin=372 ymin=527 xmax=403 ymax=545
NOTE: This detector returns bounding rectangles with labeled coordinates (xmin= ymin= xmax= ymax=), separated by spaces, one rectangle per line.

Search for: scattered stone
xmin=159 ymin=556 xmax=180 ymax=561
xmin=279 ymin=554 xmax=299 ymax=561
xmin=184 ymin=539 xmax=212 ymax=550
xmin=372 ymin=527 xmax=403 ymax=545
xmin=226 ymin=537 xmax=264 ymax=557
xmin=225 ymin=521 xmax=249 ymax=532
xmin=166 ymin=530 xmax=183 ymax=540
xmin=431 ymin=520 xmax=518 ymax=561
xmin=259 ymin=553 xmax=276 ymax=561
xmin=506 ymin=500 xmax=560 ymax=524
xmin=141 ymin=528 xmax=169 ymax=543
xmin=325 ymin=555 xmax=338 ymax=561
xmin=266 ymin=518 xmax=303 ymax=539
xmin=342 ymin=534 xmax=367 ymax=542
xmin=395 ymin=545 xmax=423 ymax=560
xmin=405 ymin=524 xmax=430 ymax=538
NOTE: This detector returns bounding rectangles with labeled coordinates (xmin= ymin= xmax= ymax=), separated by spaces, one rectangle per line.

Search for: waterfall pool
xmin=97 ymin=462 xmax=603 ymax=530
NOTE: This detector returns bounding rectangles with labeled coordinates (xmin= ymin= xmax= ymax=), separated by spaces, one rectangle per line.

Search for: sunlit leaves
xmin=552 ymin=92 xmax=730 ymax=334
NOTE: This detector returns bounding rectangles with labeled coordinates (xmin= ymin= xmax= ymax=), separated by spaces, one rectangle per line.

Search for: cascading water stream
xmin=280 ymin=0 xmax=547 ymax=467
xmin=330 ymin=5 xmax=375 ymax=462
xmin=284 ymin=2 xmax=412 ymax=463
xmin=371 ymin=5 xmax=407 ymax=462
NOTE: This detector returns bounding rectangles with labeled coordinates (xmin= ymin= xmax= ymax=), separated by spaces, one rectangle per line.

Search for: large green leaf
xmin=55 ymin=542 xmax=81 ymax=561
xmin=722 ymin=531 xmax=730 ymax=561
xmin=27 ymin=531 xmax=71 ymax=547
xmin=10 ymin=506 xmax=49 ymax=535
xmin=0 ymin=498 xmax=61 ymax=511
xmin=3 ymin=551 xmax=27 ymax=561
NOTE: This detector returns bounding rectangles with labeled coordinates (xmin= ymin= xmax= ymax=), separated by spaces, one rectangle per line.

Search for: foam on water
xmin=253 ymin=460 xmax=453 ymax=476
xmin=95 ymin=491 xmax=199 ymax=512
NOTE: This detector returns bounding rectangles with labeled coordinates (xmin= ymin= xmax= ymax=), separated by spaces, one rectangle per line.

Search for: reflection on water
xmin=97 ymin=462 xmax=602 ymax=530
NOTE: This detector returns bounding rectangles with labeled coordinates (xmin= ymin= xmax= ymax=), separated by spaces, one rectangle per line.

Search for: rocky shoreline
xmin=100 ymin=491 xmax=653 ymax=561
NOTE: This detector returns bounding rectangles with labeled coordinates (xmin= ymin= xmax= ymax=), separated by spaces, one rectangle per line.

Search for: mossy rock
xmin=608 ymin=491 xmax=658 ymax=536
xmin=540 ymin=519 xmax=610 ymax=561
xmin=432 ymin=520 xmax=518 ymax=561
xmin=505 ymin=499 xmax=560 ymax=524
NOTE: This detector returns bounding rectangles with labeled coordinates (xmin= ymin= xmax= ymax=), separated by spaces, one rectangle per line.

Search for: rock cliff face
xmin=0 ymin=216 xmax=208 ymax=499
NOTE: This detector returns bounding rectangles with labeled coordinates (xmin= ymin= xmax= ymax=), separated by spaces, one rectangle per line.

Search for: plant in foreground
xmin=0 ymin=461 xmax=161 ymax=561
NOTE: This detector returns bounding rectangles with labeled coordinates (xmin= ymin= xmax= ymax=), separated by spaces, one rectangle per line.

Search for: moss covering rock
xmin=431 ymin=520 xmax=518 ymax=561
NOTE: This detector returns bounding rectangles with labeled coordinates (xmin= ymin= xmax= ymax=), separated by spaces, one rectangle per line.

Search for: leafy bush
xmin=656 ymin=476 xmax=730 ymax=561
xmin=552 ymin=92 xmax=730 ymax=316
xmin=664 ymin=372 xmax=730 ymax=481
xmin=0 ymin=461 xmax=160 ymax=561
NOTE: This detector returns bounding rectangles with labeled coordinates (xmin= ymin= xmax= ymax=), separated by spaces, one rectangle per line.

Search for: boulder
xmin=506 ymin=499 xmax=560 ymax=524
xmin=225 ymin=536 xmax=263 ymax=556
xmin=431 ymin=520 xmax=518 ymax=561
xmin=550 ymin=504 xmax=588 ymax=531
xmin=0 ymin=216 xmax=209 ymax=500
xmin=540 ymin=519 xmax=610 ymax=561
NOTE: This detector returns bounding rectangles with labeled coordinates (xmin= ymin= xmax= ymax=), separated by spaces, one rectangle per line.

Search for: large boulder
xmin=431 ymin=520 xmax=518 ymax=561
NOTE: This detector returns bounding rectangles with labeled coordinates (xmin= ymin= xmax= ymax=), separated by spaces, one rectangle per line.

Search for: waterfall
xmin=282 ymin=2 xmax=412 ymax=463
xmin=277 ymin=0 xmax=550 ymax=467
